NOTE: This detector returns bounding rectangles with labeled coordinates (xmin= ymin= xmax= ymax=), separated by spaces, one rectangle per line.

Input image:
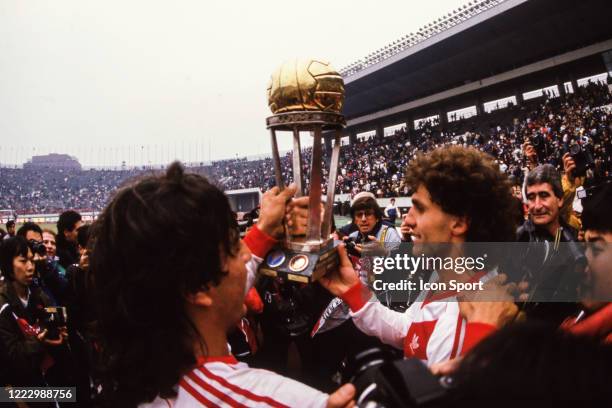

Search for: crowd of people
xmin=1 ymin=82 xmax=610 ymax=215
xmin=0 ymin=141 xmax=610 ymax=406
xmin=0 ymin=81 xmax=610 ymax=407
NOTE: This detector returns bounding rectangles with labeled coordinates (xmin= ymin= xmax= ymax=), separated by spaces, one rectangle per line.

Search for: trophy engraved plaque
xmin=260 ymin=58 xmax=346 ymax=283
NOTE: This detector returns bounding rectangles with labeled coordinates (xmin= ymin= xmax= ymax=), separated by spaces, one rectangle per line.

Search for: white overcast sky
xmin=0 ymin=0 xmax=468 ymax=167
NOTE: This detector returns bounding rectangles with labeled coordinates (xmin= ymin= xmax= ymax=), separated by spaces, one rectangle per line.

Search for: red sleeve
xmin=460 ymin=322 xmax=497 ymax=356
xmin=244 ymin=287 xmax=264 ymax=314
xmin=340 ymin=281 xmax=372 ymax=312
xmin=243 ymin=224 xmax=277 ymax=258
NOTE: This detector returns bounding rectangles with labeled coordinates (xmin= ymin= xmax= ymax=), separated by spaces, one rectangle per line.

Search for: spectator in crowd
xmin=561 ymin=182 xmax=612 ymax=342
xmin=383 ymin=197 xmax=399 ymax=225
xmin=318 ymin=146 xmax=520 ymax=366
xmin=0 ymin=236 xmax=72 ymax=389
xmin=42 ymin=229 xmax=67 ymax=278
xmin=56 ymin=210 xmax=82 ymax=268
xmin=4 ymin=220 xmax=16 ymax=240
xmin=66 ymin=224 xmax=95 ymax=336
xmin=15 ymin=222 xmax=69 ymax=307
xmin=0 ymin=82 xmax=610 ymax=214
xmin=519 ymin=164 xmax=575 ymax=241
xmin=90 ymin=163 xmax=355 ymax=407
xmin=346 ymin=192 xmax=401 ymax=255
xmin=516 ymin=164 xmax=585 ymax=322
xmin=16 ymin=222 xmax=43 ymax=242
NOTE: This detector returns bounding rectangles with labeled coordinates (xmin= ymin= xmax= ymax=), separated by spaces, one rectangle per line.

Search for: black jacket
xmin=55 ymin=238 xmax=79 ymax=269
xmin=514 ymin=219 xmax=585 ymax=324
xmin=0 ymin=282 xmax=50 ymax=386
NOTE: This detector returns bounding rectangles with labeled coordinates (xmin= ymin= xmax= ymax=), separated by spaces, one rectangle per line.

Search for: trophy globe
xmin=262 ymin=58 xmax=346 ymax=283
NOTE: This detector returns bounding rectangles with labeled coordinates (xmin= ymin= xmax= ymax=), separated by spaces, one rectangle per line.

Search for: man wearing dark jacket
xmin=0 ymin=237 xmax=71 ymax=388
xmin=55 ymin=210 xmax=82 ymax=269
xmin=516 ymin=164 xmax=585 ymax=323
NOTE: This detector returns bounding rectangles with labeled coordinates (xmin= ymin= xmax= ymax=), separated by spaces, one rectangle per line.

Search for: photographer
xmin=90 ymin=163 xmax=355 ymax=407
xmin=0 ymin=237 xmax=71 ymax=388
xmin=346 ymin=192 xmax=401 ymax=258
xmin=319 ymin=146 xmax=520 ymax=366
xmin=17 ymin=222 xmax=70 ymax=307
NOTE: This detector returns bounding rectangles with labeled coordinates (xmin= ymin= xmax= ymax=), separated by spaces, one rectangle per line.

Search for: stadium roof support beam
xmin=346 ymin=38 xmax=612 ymax=129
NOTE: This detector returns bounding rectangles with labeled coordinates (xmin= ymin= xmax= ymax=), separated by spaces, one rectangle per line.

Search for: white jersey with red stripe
xmin=140 ymin=356 xmax=328 ymax=408
xmin=342 ymin=269 xmax=498 ymax=366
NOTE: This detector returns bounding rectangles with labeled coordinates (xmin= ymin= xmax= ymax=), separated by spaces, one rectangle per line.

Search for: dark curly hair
xmin=90 ymin=162 xmax=239 ymax=407
xmin=404 ymin=146 xmax=519 ymax=242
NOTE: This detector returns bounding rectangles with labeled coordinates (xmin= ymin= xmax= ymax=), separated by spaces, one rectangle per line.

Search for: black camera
xmin=531 ymin=134 xmax=547 ymax=161
xmin=345 ymin=237 xmax=360 ymax=257
xmin=345 ymin=236 xmax=372 ymax=257
xmin=569 ymin=144 xmax=594 ymax=178
xmin=28 ymin=239 xmax=47 ymax=257
xmin=342 ymin=348 xmax=450 ymax=407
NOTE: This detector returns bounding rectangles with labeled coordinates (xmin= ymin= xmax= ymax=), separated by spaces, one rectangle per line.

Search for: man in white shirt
xmin=318 ymin=146 xmax=519 ymax=366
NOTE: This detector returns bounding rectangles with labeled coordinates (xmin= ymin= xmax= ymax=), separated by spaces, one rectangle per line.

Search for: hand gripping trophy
xmin=260 ymin=58 xmax=346 ymax=283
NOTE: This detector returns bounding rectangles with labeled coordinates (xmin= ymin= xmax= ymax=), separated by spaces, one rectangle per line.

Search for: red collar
xmin=196 ymin=355 xmax=238 ymax=366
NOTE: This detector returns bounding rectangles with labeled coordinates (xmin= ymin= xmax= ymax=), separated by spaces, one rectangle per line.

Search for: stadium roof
xmin=342 ymin=0 xmax=612 ymax=123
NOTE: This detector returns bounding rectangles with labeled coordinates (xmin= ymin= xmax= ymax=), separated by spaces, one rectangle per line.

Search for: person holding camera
xmin=318 ymin=146 xmax=520 ymax=366
xmin=345 ymin=192 xmax=401 ymax=257
xmin=90 ymin=163 xmax=355 ymax=407
xmin=17 ymin=222 xmax=70 ymax=307
xmin=0 ymin=236 xmax=71 ymax=388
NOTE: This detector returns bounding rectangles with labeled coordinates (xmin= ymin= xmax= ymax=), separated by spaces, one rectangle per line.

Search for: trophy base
xmin=259 ymin=241 xmax=339 ymax=283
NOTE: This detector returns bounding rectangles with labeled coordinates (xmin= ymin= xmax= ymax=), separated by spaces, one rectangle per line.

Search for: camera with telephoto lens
xmin=569 ymin=144 xmax=595 ymax=178
xmin=342 ymin=348 xmax=451 ymax=407
xmin=28 ymin=239 xmax=46 ymax=257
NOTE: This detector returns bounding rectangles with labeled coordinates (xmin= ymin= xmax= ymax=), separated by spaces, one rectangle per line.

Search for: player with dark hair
xmin=90 ymin=162 xmax=355 ymax=407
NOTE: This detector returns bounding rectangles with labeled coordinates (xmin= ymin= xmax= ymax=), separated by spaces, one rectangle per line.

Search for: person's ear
xmin=185 ymin=290 xmax=213 ymax=307
xmin=450 ymin=216 xmax=469 ymax=238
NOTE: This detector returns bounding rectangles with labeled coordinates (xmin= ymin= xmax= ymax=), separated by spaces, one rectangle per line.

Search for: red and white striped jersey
xmin=140 ymin=356 xmax=328 ymax=408
xmin=341 ymin=270 xmax=498 ymax=366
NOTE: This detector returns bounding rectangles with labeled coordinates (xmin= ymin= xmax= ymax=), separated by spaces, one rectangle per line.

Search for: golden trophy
xmin=260 ymin=58 xmax=346 ymax=283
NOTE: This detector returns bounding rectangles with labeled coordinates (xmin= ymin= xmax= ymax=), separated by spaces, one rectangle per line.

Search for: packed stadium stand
xmin=1 ymin=0 xmax=611 ymax=217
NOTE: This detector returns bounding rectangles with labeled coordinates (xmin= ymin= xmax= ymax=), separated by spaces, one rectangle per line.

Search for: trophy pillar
xmin=260 ymin=59 xmax=346 ymax=282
